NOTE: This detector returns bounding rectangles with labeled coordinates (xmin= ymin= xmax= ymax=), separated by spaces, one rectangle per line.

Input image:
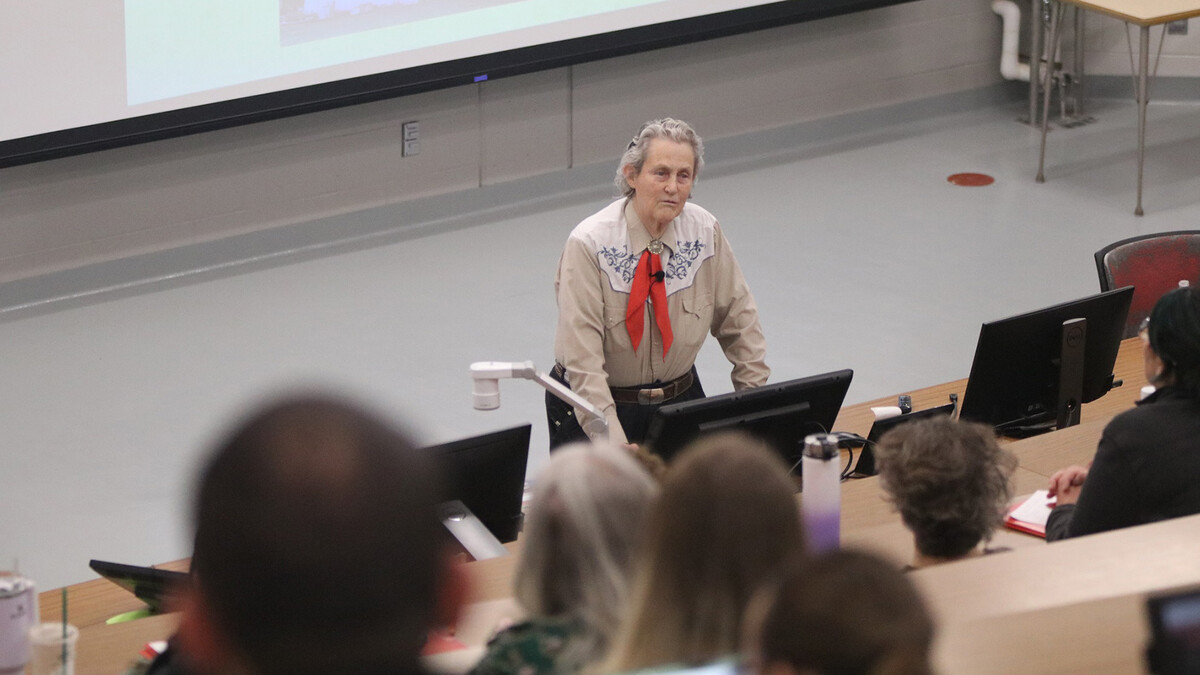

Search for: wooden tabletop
xmin=919 ymin=513 xmax=1200 ymax=674
xmin=40 ymin=337 xmax=1157 ymax=674
xmin=1057 ymin=0 xmax=1200 ymax=26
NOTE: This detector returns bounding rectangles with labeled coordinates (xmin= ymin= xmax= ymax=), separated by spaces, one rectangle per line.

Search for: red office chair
xmin=1095 ymin=231 xmax=1200 ymax=338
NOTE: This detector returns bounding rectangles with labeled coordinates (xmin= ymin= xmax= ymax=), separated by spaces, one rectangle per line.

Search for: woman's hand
xmin=1048 ymin=464 xmax=1089 ymax=506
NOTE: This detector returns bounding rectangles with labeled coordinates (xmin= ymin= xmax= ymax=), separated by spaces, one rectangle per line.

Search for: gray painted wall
xmin=1 ymin=0 xmax=1004 ymax=283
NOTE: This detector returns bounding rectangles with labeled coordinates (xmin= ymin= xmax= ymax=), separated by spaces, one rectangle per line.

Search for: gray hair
xmin=614 ymin=118 xmax=705 ymax=198
xmin=513 ymin=441 xmax=659 ymax=669
xmin=875 ymin=417 xmax=1017 ymax=560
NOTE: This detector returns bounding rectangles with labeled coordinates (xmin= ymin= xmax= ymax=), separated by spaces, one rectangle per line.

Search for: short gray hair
xmin=513 ymin=442 xmax=659 ymax=668
xmin=614 ymin=118 xmax=705 ymax=198
xmin=875 ymin=417 xmax=1016 ymax=559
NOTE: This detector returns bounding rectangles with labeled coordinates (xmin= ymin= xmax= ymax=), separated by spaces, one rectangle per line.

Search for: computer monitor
xmin=644 ymin=369 xmax=853 ymax=468
xmin=424 ymin=423 xmax=530 ymax=544
xmin=959 ymin=286 xmax=1133 ymax=436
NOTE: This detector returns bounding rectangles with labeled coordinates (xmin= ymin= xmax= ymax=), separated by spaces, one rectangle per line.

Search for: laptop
xmin=1146 ymin=586 xmax=1200 ymax=675
xmin=854 ymin=402 xmax=956 ymax=476
xmin=88 ymin=559 xmax=189 ymax=613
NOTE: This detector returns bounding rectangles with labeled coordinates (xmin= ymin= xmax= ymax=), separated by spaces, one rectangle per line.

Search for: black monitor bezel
xmin=644 ymin=368 xmax=853 ymax=467
xmin=958 ymin=287 xmax=1134 ymax=432
xmin=424 ymin=423 xmax=530 ymax=544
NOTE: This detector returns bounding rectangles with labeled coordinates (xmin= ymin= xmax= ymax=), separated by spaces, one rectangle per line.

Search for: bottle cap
xmin=802 ymin=433 xmax=839 ymax=460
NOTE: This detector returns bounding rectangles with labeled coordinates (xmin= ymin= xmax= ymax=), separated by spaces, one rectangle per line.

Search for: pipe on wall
xmin=993 ymin=0 xmax=1031 ymax=81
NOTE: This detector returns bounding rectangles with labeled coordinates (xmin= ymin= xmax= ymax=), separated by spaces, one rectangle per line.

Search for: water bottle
xmin=802 ymin=433 xmax=841 ymax=552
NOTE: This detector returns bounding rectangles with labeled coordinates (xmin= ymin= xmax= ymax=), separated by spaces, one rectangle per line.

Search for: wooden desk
xmin=35 ymin=560 xmax=188 ymax=675
xmin=919 ymin=513 xmax=1200 ymax=674
xmin=1036 ymin=0 xmax=1200 ymax=215
xmin=36 ymin=552 xmax=522 ymax=675
xmin=935 ymin=593 xmax=1150 ymax=674
xmin=41 ymin=337 xmax=1153 ymax=674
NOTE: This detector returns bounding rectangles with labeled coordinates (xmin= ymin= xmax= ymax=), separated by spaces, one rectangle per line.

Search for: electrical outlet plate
xmin=401 ymin=120 xmax=420 ymax=157
xmin=1168 ymin=19 xmax=1188 ymax=35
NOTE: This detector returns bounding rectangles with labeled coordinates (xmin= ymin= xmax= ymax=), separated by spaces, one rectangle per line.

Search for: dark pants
xmin=546 ymin=365 xmax=705 ymax=449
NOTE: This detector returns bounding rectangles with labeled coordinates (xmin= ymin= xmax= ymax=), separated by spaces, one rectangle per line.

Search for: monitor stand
xmin=1055 ymin=317 xmax=1086 ymax=430
xmin=993 ymin=317 xmax=1086 ymax=439
xmin=438 ymin=500 xmax=510 ymax=561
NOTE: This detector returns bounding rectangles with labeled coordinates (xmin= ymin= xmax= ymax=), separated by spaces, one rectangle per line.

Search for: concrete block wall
xmin=0 ymin=0 xmax=1003 ymax=285
xmin=1080 ymin=13 xmax=1200 ymax=77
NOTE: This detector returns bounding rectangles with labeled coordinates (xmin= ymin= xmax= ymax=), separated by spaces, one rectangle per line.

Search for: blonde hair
xmin=514 ymin=442 xmax=658 ymax=668
xmin=600 ymin=432 xmax=805 ymax=671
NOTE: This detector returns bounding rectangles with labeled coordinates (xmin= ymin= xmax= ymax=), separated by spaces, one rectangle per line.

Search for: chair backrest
xmin=1095 ymin=231 xmax=1200 ymax=338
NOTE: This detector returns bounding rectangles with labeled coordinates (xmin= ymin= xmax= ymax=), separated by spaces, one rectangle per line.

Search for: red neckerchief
xmin=626 ymin=248 xmax=673 ymax=357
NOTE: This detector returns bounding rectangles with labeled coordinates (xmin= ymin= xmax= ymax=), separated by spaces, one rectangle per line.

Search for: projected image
xmin=127 ymin=0 xmax=693 ymax=106
xmin=280 ymin=0 xmax=523 ymax=46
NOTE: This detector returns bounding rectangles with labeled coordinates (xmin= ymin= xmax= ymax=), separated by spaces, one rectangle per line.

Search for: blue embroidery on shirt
xmin=666 ymin=240 xmax=705 ymax=279
xmin=599 ymin=246 xmax=638 ymax=284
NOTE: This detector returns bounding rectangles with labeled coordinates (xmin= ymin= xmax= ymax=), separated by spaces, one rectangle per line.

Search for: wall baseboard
xmin=0 ymin=82 xmax=1026 ymax=321
xmin=1085 ymin=75 xmax=1200 ymax=102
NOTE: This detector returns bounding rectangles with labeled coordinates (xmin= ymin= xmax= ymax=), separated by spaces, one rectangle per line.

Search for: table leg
xmin=1074 ymin=7 xmax=1085 ymax=117
xmin=1030 ymin=0 xmax=1043 ymax=125
xmin=1037 ymin=1 xmax=1065 ymax=183
xmin=1135 ymin=25 xmax=1149 ymax=216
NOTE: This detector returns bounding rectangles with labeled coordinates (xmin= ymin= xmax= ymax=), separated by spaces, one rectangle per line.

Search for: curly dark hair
xmin=875 ymin=416 xmax=1016 ymax=560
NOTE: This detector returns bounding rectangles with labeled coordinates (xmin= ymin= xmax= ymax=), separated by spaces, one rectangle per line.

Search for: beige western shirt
xmin=553 ymin=199 xmax=769 ymax=443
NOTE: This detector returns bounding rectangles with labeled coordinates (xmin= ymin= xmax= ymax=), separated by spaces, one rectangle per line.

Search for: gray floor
xmin=5 ymin=85 xmax=1200 ymax=591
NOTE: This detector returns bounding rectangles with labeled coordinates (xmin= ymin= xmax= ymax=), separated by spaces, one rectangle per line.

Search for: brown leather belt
xmin=552 ymin=363 xmax=695 ymax=406
xmin=610 ymin=370 xmax=694 ymax=406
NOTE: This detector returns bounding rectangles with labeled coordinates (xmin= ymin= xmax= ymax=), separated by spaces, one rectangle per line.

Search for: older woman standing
xmin=548 ymin=118 xmax=769 ymax=448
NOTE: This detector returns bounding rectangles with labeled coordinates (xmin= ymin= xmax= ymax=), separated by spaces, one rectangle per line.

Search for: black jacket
xmin=1046 ymin=387 xmax=1200 ymax=542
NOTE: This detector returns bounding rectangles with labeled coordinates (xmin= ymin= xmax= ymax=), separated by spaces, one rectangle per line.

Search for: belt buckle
xmin=638 ymin=388 xmax=665 ymax=405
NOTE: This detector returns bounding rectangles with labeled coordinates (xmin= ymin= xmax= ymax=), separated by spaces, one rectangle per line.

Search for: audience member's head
xmin=749 ymin=549 xmax=934 ymax=675
xmin=602 ymin=431 xmax=806 ymax=671
xmin=1144 ymin=285 xmax=1200 ymax=396
xmin=875 ymin=416 xmax=1016 ymax=567
xmin=509 ymin=441 xmax=659 ymax=669
xmin=177 ymin=395 xmax=462 ymax=675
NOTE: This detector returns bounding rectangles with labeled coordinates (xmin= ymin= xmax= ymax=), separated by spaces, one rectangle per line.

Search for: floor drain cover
xmin=947 ymin=173 xmax=995 ymax=186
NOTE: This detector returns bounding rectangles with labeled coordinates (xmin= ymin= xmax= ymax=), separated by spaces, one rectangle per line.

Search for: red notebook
xmin=1005 ymin=490 xmax=1055 ymax=538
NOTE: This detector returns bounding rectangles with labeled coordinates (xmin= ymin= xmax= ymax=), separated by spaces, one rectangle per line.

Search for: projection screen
xmin=0 ymin=0 xmax=915 ymax=169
